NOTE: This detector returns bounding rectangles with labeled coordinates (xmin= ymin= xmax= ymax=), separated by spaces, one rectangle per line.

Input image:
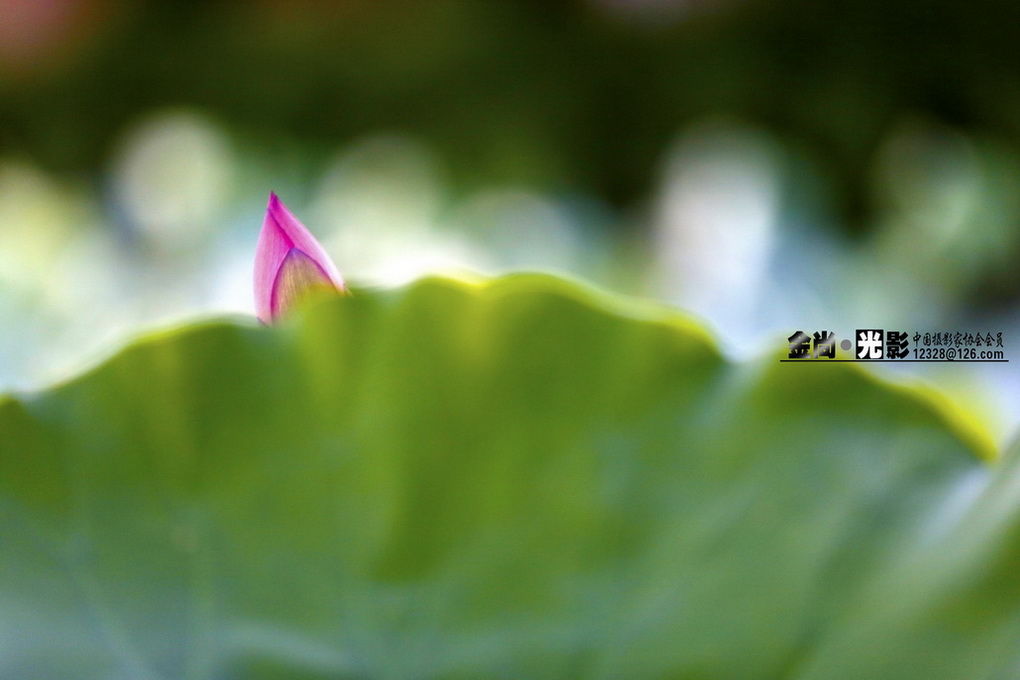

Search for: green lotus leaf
xmin=0 ymin=274 xmax=1016 ymax=679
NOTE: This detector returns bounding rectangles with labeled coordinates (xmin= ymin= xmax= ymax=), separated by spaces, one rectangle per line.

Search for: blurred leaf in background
xmin=0 ymin=0 xmax=1017 ymax=435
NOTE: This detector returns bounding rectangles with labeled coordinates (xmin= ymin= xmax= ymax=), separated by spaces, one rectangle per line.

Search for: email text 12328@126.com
xmin=782 ymin=330 xmax=1007 ymax=362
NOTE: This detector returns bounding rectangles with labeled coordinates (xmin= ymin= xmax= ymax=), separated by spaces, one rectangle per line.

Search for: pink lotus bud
xmin=254 ymin=192 xmax=346 ymax=324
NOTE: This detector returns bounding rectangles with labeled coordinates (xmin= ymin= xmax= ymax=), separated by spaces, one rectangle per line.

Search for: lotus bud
xmin=253 ymin=192 xmax=346 ymax=324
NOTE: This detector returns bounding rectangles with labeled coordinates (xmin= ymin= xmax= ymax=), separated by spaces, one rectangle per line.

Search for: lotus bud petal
xmin=254 ymin=192 xmax=346 ymax=323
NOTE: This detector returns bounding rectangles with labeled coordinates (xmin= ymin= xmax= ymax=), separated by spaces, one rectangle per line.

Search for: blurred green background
xmin=0 ymin=0 xmax=1017 ymax=438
